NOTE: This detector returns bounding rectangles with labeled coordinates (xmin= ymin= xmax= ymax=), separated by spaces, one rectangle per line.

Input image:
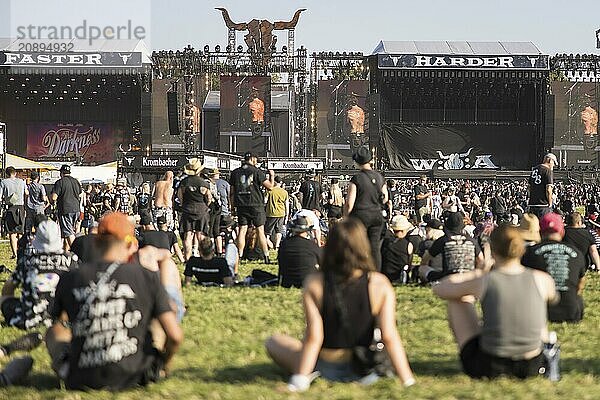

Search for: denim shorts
xmin=314 ymin=359 xmax=379 ymax=384
xmin=164 ymin=285 xmax=185 ymax=322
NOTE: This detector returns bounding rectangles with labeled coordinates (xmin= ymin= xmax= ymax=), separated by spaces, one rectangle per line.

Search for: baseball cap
xmin=32 ymin=220 xmax=63 ymax=253
xmin=444 ymin=212 xmax=465 ymax=234
xmin=426 ymin=219 xmax=443 ymax=230
xmin=244 ymin=152 xmax=258 ymax=161
xmin=60 ymin=164 xmax=71 ymax=174
xmin=540 ymin=213 xmax=564 ymax=235
xmin=545 ymin=153 xmax=558 ymax=164
xmin=98 ymin=212 xmax=137 ymax=245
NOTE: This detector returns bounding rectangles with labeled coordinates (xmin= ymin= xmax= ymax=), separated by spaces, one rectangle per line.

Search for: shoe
xmin=3 ymin=332 xmax=43 ymax=356
xmin=0 ymin=356 xmax=33 ymax=386
xmin=233 ymin=274 xmax=241 ymax=283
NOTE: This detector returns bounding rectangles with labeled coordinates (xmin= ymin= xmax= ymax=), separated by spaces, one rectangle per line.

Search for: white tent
xmin=5 ymin=154 xmax=55 ymax=170
xmin=70 ymin=161 xmax=117 ymax=184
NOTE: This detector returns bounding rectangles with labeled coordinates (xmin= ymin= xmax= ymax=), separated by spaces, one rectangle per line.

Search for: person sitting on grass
xmin=184 ymin=238 xmax=233 ymax=287
xmin=381 ymin=215 xmax=414 ymax=284
xmin=432 ymin=224 xmax=558 ymax=379
xmin=46 ymin=212 xmax=183 ymax=391
xmin=1 ymin=220 xmax=78 ymax=330
xmin=277 ymin=215 xmax=321 ymax=288
xmin=265 ymin=218 xmax=415 ymax=392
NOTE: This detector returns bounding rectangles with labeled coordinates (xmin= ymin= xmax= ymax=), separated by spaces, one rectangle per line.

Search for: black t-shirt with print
xmin=51 ymin=262 xmax=173 ymax=391
xmin=382 ymin=236 xmax=412 ymax=282
xmin=522 ymin=240 xmax=586 ymax=322
xmin=71 ymin=234 xmax=102 ymax=264
xmin=52 ymin=176 xmax=82 ymax=214
xmin=428 ymin=234 xmax=481 ymax=275
xmin=137 ymin=193 xmax=151 ymax=212
xmin=9 ymin=250 xmax=78 ymax=329
xmin=179 ymin=175 xmax=210 ymax=216
xmin=528 ymin=164 xmax=553 ymax=206
xmin=138 ymin=230 xmax=177 ymax=251
xmin=299 ymin=180 xmax=322 ymax=211
xmin=277 ymin=235 xmax=321 ymax=288
xmin=184 ymin=257 xmax=232 ymax=284
xmin=413 ymin=184 xmax=429 ymax=209
xmin=563 ymin=227 xmax=595 ymax=261
xmin=350 ymin=170 xmax=385 ymax=212
xmin=230 ymin=163 xmax=267 ymax=208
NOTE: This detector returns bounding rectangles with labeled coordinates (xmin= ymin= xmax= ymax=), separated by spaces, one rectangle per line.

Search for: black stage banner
xmin=0 ymin=51 xmax=143 ymax=67
xmin=378 ymin=54 xmax=549 ymax=70
xmin=381 ymin=124 xmax=536 ymax=171
xmin=121 ymin=155 xmax=187 ymax=169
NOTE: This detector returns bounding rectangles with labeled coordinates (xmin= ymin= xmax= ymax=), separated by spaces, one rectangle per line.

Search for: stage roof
xmin=372 ymin=41 xmax=545 ymax=56
xmin=0 ymin=38 xmax=152 ymax=64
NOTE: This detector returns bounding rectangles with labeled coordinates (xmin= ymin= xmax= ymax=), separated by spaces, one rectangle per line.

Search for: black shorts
xmin=237 ymin=206 xmax=266 ymax=227
xmin=180 ymin=212 xmax=210 ymax=235
xmin=210 ymin=212 xmax=221 ymax=239
xmin=1 ymin=297 xmax=21 ymax=326
xmin=265 ymin=217 xmax=285 ymax=236
xmin=460 ymin=335 xmax=545 ymax=379
xmin=5 ymin=206 xmax=25 ymax=234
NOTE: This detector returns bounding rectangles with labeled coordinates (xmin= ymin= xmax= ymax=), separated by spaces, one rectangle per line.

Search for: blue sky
xmin=2 ymin=0 xmax=599 ymax=54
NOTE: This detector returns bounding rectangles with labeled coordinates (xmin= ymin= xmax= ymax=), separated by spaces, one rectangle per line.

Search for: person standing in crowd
xmin=114 ymin=178 xmax=132 ymax=215
xmin=211 ymin=168 xmax=230 ymax=254
xmin=382 ymin=215 xmax=414 ymax=284
xmin=328 ymin=178 xmax=344 ymax=223
xmin=24 ymin=171 xmax=48 ymax=234
xmin=229 ymin=152 xmax=274 ymax=264
xmin=442 ymin=187 xmax=464 ymax=215
xmin=420 ymin=212 xmax=485 ymax=282
xmin=153 ymin=171 xmax=175 ymax=230
xmin=100 ymin=182 xmax=115 ymax=216
xmin=265 ymin=176 xmax=289 ymax=251
xmin=298 ymin=169 xmax=322 ymax=213
xmin=522 ymin=213 xmax=587 ymax=323
xmin=277 ymin=216 xmax=321 ymax=288
xmin=563 ymin=212 xmax=600 ymax=271
xmin=184 ymin=238 xmax=233 ymax=286
xmin=178 ymin=158 xmax=212 ymax=261
xmin=207 ymin=169 xmax=223 ymax=248
xmin=489 ymin=191 xmax=507 ymax=221
xmin=0 ymin=167 xmax=27 ymax=258
xmin=344 ymin=146 xmax=388 ymax=270
xmin=137 ymin=182 xmax=153 ymax=230
xmin=433 ymin=224 xmax=558 ymax=379
xmin=46 ymin=212 xmax=183 ymax=391
xmin=51 ymin=165 xmax=82 ymax=251
xmin=413 ymin=175 xmax=431 ymax=223
xmin=386 ymin=179 xmax=401 ymax=218
xmin=1 ymin=220 xmax=78 ymax=330
xmin=266 ymin=219 xmax=415 ymax=391
xmin=528 ymin=153 xmax=557 ymax=219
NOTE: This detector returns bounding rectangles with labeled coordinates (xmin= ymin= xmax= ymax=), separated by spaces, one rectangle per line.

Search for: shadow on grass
xmin=177 ymin=363 xmax=285 ymax=384
xmin=562 ymin=358 xmax=600 ymax=375
xmin=409 ymin=358 xmax=463 ymax=377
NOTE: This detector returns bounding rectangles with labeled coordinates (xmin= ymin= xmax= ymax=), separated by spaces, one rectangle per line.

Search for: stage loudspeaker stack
xmin=167 ymin=92 xmax=180 ymax=136
xmin=544 ymin=94 xmax=555 ymax=153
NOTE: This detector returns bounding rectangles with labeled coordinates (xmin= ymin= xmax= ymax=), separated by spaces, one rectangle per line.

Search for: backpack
xmin=443 ymin=235 xmax=476 ymax=273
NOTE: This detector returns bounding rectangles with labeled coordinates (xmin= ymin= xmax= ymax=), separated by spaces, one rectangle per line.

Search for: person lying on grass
xmin=265 ymin=218 xmax=415 ymax=392
xmin=432 ymin=224 xmax=558 ymax=379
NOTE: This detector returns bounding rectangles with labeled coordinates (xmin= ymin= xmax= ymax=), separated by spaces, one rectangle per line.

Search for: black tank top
xmin=321 ymin=273 xmax=375 ymax=349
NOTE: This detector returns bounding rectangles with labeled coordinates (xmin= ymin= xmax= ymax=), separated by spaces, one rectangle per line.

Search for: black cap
xmin=60 ymin=164 xmax=71 ymax=174
xmin=244 ymin=152 xmax=258 ymax=161
xmin=444 ymin=212 xmax=465 ymax=234
xmin=352 ymin=146 xmax=372 ymax=165
xmin=288 ymin=216 xmax=313 ymax=233
xmin=426 ymin=219 xmax=443 ymax=230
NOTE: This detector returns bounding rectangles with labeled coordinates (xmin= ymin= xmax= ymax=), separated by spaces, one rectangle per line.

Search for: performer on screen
xmin=249 ymin=89 xmax=265 ymax=124
xmin=347 ymin=95 xmax=365 ymax=135
xmin=581 ymin=105 xmax=598 ymax=160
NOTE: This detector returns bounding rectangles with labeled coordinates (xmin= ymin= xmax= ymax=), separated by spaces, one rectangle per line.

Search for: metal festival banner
xmin=0 ymin=51 xmax=143 ymax=67
xmin=267 ymin=159 xmax=324 ymax=170
xmin=378 ymin=54 xmax=549 ymax=70
xmin=27 ymin=122 xmax=115 ymax=163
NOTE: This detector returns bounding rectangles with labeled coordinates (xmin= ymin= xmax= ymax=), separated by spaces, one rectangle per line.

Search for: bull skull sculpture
xmin=215 ymin=8 xmax=306 ymax=65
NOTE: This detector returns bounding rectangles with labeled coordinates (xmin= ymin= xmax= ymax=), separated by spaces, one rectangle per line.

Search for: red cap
xmin=98 ymin=212 xmax=137 ymax=245
xmin=539 ymin=213 xmax=564 ymax=235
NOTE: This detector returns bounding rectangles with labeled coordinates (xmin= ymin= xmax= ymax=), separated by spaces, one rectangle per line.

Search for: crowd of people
xmin=0 ymin=148 xmax=596 ymax=391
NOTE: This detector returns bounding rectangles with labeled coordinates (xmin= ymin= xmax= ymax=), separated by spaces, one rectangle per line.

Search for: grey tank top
xmin=480 ymin=268 xmax=546 ymax=359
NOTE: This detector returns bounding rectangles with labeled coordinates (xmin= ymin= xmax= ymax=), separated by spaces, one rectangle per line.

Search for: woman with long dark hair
xmin=265 ymin=218 xmax=415 ymax=391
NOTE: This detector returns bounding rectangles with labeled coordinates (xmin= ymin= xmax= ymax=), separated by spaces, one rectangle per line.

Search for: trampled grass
xmin=0 ymin=244 xmax=598 ymax=399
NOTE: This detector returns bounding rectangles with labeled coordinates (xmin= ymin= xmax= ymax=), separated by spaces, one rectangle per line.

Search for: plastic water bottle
xmin=543 ymin=331 xmax=561 ymax=382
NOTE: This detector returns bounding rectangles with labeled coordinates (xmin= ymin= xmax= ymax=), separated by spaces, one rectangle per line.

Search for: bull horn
xmin=274 ymin=9 xmax=307 ymax=30
xmin=215 ymin=7 xmax=247 ymax=30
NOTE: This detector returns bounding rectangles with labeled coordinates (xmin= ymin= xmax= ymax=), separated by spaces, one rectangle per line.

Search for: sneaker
xmin=0 ymin=356 xmax=33 ymax=386
xmin=3 ymin=332 xmax=43 ymax=356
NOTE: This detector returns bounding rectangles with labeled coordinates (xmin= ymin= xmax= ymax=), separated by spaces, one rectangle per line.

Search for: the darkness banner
xmin=220 ymin=76 xmax=271 ymax=136
xmin=382 ymin=124 xmax=535 ymax=170
xmin=378 ymin=54 xmax=549 ymax=70
xmin=316 ymin=80 xmax=369 ymax=148
xmin=551 ymin=81 xmax=599 ymax=166
xmin=0 ymin=51 xmax=142 ymax=67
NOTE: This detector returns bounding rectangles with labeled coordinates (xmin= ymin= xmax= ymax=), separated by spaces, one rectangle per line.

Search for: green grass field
xmin=0 ymin=243 xmax=599 ymax=400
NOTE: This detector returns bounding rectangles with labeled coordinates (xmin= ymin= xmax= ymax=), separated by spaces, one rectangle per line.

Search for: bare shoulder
xmin=368 ymin=271 xmax=394 ymax=297
xmin=303 ymin=272 xmax=323 ymax=293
